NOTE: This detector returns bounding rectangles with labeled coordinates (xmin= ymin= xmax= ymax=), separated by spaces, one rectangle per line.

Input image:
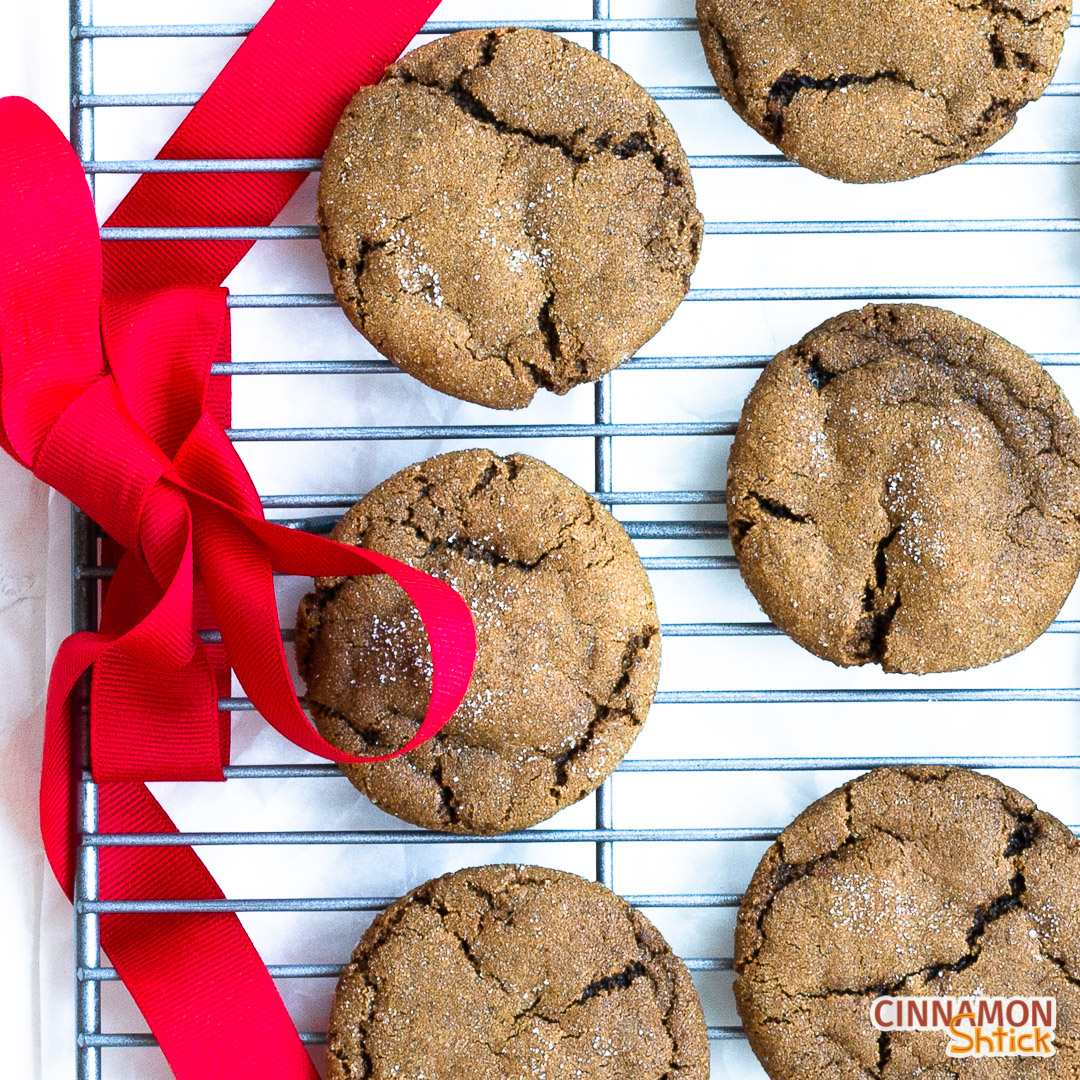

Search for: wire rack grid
xmin=68 ymin=1 xmax=1080 ymax=1078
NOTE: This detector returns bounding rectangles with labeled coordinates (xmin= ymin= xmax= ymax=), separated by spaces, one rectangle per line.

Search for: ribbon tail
xmin=41 ymin=632 xmax=316 ymax=1078
xmin=101 ymin=0 xmax=444 ymax=291
xmin=97 ymin=783 xmax=319 ymax=1080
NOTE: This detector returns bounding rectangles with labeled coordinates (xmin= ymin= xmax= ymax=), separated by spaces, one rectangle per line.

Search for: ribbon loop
xmin=0 ymin=97 xmax=103 ymax=464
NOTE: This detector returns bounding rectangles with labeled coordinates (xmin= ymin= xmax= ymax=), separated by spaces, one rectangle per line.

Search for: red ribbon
xmin=1 ymin=1 xmax=473 ymax=1076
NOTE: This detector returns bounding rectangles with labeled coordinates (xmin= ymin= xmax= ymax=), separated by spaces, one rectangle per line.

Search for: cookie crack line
xmin=549 ymin=626 xmax=658 ymax=798
xmin=370 ymin=877 xmax=673 ymax=1026
xmin=703 ymin=23 xmax=742 ymax=105
xmin=729 ymin=490 xmax=815 ymax=545
xmin=762 ymin=63 xmax=1031 ymax=158
xmin=876 ymin=1030 xmax=892 ymax=1076
xmin=631 ymin=922 xmax=687 ymax=1079
xmin=429 ymin=756 xmax=460 ymax=825
xmin=746 ymin=780 xmax=1049 ymax=1005
xmin=533 ymin=291 xmax=568 ymax=389
xmin=307 ymin=698 xmax=486 ymax=830
xmin=308 ymin=698 xmax=389 ymax=752
xmin=344 ymin=236 xmax=391 ymax=333
xmin=742 ymin=771 xmax=1040 ymax=974
xmin=948 ymin=0 xmax=1071 ymax=29
xmin=782 ymin=314 xmax=1080 ymax=524
xmin=1005 ymin=810 xmax=1039 ymax=856
xmin=765 ymin=70 xmax=921 ymax=139
xmin=850 ymin=526 xmax=902 ymax=665
xmin=387 ymin=37 xmax=686 ymax=191
xmin=911 ymin=96 xmax=1023 ymax=164
xmin=571 ymin=960 xmax=648 ymax=1008
xmin=415 ymin=508 xmax=595 ymax=574
xmin=378 ymin=470 xmax=602 ymax=574
xmin=330 ymin=964 xmax=378 ymax=1080
xmin=429 ymin=895 xmax=486 ymax=981
xmin=755 ymin=877 xmax=1031 ymax=1017
xmin=741 ymin=835 xmax=861 ymax=968
xmin=1039 ymin=948 xmax=1080 ymax=989
xmin=749 ymin=491 xmax=814 ymax=526
xmin=394 ymin=70 xmax=592 ymax=166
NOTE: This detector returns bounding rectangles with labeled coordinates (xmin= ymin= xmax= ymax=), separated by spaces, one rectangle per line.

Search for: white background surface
xmin=1 ymin=3 xmax=75 ymax=1077
xmin=5 ymin=2 xmax=1080 ymax=1078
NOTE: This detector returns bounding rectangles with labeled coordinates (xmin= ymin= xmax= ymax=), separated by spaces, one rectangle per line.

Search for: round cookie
xmin=736 ymin=766 xmax=1080 ymax=1080
xmin=727 ymin=304 xmax=1080 ymax=674
xmin=696 ymin=0 xmax=1070 ymax=183
xmin=318 ymin=27 xmax=703 ymax=409
xmin=296 ymin=449 xmax=660 ymax=834
xmin=328 ymin=865 xmax=710 ymax=1080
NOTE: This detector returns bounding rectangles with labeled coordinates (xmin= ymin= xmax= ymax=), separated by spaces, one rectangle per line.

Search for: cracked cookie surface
xmin=736 ymin=767 xmax=1080 ymax=1080
xmin=696 ymin=0 xmax=1070 ymax=183
xmin=727 ymin=304 xmax=1080 ymax=674
xmin=318 ymin=27 xmax=702 ymax=409
xmin=328 ymin=865 xmax=709 ymax=1080
xmin=296 ymin=449 xmax=660 ymax=834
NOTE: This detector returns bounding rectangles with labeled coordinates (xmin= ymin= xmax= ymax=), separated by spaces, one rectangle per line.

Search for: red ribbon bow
xmin=1 ymin=1 xmax=473 ymax=1076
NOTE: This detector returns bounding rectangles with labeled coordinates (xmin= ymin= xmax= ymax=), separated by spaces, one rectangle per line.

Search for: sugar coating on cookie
xmin=296 ymin=449 xmax=660 ymax=834
xmin=727 ymin=304 xmax=1080 ymax=674
xmin=328 ymin=865 xmax=710 ymax=1080
xmin=736 ymin=766 xmax=1080 ymax=1080
xmin=318 ymin=27 xmax=703 ymax=409
xmin=697 ymin=0 xmax=1070 ymax=183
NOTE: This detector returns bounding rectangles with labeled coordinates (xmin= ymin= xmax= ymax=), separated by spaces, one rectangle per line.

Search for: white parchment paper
xmin=6 ymin=1 xmax=1080 ymax=1077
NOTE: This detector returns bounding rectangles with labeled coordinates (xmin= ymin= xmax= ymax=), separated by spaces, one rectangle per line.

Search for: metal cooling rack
xmin=68 ymin=1 xmax=1080 ymax=1078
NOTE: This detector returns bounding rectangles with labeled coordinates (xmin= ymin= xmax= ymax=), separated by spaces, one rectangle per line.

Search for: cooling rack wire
xmin=68 ymin=1 xmax=1080 ymax=1077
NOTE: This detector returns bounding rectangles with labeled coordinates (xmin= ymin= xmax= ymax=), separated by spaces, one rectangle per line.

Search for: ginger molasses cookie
xmin=328 ymin=865 xmax=709 ymax=1080
xmin=697 ymin=0 xmax=1070 ymax=183
xmin=296 ymin=449 xmax=660 ymax=834
xmin=318 ymin=27 xmax=702 ymax=409
xmin=727 ymin=304 xmax=1080 ymax=674
xmin=736 ymin=766 xmax=1080 ymax=1080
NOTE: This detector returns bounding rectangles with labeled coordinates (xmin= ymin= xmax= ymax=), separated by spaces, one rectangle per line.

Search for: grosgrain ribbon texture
xmin=0 ymin=0 xmax=469 ymax=1076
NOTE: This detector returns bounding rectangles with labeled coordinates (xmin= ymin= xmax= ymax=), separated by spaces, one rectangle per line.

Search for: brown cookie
xmin=736 ymin=766 xmax=1080 ymax=1080
xmin=328 ymin=865 xmax=710 ymax=1080
xmin=318 ymin=27 xmax=702 ymax=409
xmin=727 ymin=304 xmax=1080 ymax=674
xmin=697 ymin=0 xmax=1070 ymax=183
xmin=296 ymin=449 xmax=660 ymax=835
